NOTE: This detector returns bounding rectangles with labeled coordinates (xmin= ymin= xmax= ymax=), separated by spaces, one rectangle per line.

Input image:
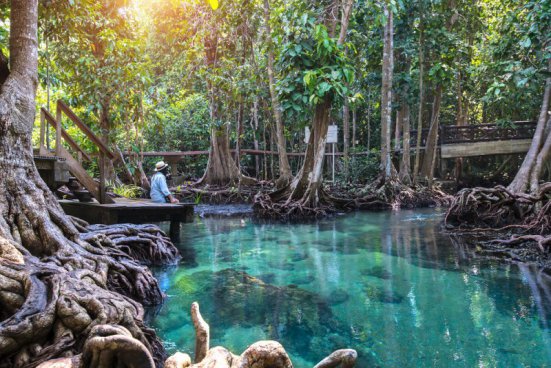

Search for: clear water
xmin=149 ymin=209 xmax=551 ymax=367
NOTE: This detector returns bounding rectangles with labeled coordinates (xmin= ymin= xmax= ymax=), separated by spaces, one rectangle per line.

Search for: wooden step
xmin=56 ymin=146 xmax=114 ymax=204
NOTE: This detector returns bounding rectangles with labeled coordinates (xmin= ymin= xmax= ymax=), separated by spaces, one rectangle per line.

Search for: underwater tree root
xmin=38 ymin=302 xmax=358 ymax=368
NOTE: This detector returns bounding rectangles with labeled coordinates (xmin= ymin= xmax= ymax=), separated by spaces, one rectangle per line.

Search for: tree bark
xmin=420 ymin=84 xmax=442 ymax=182
xmin=343 ymin=98 xmax=350 ymax=179
xmin=413 ymin=0 xmax=425 ymax=183
xmin=0 ymin=3 xmax=171 ymax=366
xmin=380 ymin=3 xmax=395 ymax=180
xmin=198 ymin=34 xmax=254 ymax=187
xmin=263 ymin=0 xmax=292 ymax=187
xmin=508 ymin=68 xmax=551 ymax=194
xmin=399 ymin=98 xmax=411 ymax=184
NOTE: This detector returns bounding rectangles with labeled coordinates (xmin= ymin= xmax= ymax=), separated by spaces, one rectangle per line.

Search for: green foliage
xmin=342 ymin=148 xmax=381 ymax=184
xmin=109 ymin=182 xmax=144 ymax=198
xmin=277 ymin=5 xmax=354 ymax=122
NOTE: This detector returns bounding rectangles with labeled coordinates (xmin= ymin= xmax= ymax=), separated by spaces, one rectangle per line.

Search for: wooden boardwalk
xmin=60 ymin=198 xmax=194 ymax=238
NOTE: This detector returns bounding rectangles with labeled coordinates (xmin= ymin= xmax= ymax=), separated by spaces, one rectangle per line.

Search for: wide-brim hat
xmin=154 ymin=161 xmax=169 ymax=172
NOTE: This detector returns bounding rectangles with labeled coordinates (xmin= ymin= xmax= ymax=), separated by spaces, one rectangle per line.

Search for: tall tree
xmin=263 ymin=0 xmax=292 ymax=187
xmin=380 ymin=1 xmax=395 ymax=180
xmin=257 ymin=0 xmax=355 ymax=217
xmin=0 ymin=2 xmax=168 ymax=365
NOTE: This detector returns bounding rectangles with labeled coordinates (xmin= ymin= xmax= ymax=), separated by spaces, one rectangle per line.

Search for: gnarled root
xmin=164 ymin=302 xmax=357 ymax=368
xmin=80 ymin=222 xmax=180 ymax=266
xmin=81 ymin=324 xmax=155 ymax=368
xmin=313 ymin=349 xmax=357 ymax=368
xmin=445 ymin=183 xmax=551 ymax=255
xmin=0 ymin=217 xmax=180 ymax=367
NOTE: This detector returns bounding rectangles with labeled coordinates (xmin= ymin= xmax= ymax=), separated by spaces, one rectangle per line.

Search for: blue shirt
xmin=150 ymin=172 xmax=171 ymax=203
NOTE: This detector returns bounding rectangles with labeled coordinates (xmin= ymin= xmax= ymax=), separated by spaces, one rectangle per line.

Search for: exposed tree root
xmin=355 ymin=177 xmax=452 ymax=210
xmin=79 ymin=221 xmax=180 ymax=266
xmin=253 ymin=177 xmax=451 ymax=220
xmin=39 ymin=301 xmax=358 ymax=368
xmin=174 ymin=183 xmax=274 ymax=205
xmin=0 ymin=218 xmax=180 ymax=367
xmin=445 ymin=183 xmax=551 ymax=258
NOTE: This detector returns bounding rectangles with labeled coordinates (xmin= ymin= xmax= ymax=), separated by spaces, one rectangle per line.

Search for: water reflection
xmin=150 ymin=210 xmax=551 ymax=367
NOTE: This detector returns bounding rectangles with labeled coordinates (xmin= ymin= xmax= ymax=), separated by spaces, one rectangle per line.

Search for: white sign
xmin=327 ymin=125 xmax=338 ymax=143
xmin=304 ymin=125 xmax=339 ymax=144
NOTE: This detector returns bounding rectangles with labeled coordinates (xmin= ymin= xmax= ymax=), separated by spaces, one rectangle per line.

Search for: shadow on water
xmin=149 ymin=208 xmax=551 ymax=367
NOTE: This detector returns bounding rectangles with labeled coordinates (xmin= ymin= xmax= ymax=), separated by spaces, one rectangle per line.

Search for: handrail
xmin=40 ymin=108 xmax=92 ymax=161
xmin=410 ymin=121 xmax=536 ymax=147
xmin=57 ymin=100 xmax=115 ymax=160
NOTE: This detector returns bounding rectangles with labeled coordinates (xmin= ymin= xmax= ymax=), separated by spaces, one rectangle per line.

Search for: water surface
xmin=150 ymin=209 xmax=551 ymax=367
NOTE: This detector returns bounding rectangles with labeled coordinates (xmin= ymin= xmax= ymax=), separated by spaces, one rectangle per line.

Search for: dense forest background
xmin=1 ymin=0 xmax=548 ymax=185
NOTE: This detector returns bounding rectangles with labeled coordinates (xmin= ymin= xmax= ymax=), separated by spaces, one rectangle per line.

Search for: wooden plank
xmin=41 ymin=108 xmax=92 ymax=161
xmin=441 ymin=139 xmax=532 ymax=158
xmin=57 ymin=146 xmax=115 ymax=204
xmin=57 ymin=100 xmax=115 ymax=160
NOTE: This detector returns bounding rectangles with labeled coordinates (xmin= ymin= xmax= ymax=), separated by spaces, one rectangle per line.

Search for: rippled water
xmin=150 ymin=209 xmax=551 ymax=367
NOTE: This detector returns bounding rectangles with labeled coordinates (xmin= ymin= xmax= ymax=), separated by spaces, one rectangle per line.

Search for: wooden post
xmin=39 ymin=110 xmax=47 ymax=155
xmin=99 ymin=153 xmax=107 ymax=204
xmin=55 ymin=103 xmax=62 ymax=157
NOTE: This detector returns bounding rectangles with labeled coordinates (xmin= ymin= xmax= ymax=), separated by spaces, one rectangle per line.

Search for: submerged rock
xmin=363 ymin=284 xmax=404 ymax=304
xmin=327 ymin=289 xmax=350 ymax=305
xmin=291 ymin=275 xmax=315 ymax=285
xmin=361 ymin=266 xmax=393 ymax=280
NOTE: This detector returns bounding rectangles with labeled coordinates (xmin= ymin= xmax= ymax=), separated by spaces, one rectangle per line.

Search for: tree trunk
xmin=508 ymin=68 xmax=551 ymax=194
xmin=263 ymin=0 xmax=292 ymax=187
xmin=413 ymin=0 xmax=425 ymax=183
xmin=399 ymin=99 xmax=411 ymax=184
xmin=380 ymin=3 xmax=395 ymax=180
xmin=255 ymin=0 xmax=355 ymax=218
xmin=420 ymin=84 xmax=442 ymax=181
xmin=251 ymin=99 xmax=260 ymax=177
xmin=352 ymin=108 xmax=357 ymax=150
xmin=0 ymin=2 xmax=170 ymax=366
xmin=198 ymin=35 xmax=254 ymax=187
xmin=343 ymin=98 xmax=350 ymax=179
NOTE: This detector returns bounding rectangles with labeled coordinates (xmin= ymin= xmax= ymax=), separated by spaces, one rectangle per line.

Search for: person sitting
xmin=150 ymin=161 xmax=179 ymax=204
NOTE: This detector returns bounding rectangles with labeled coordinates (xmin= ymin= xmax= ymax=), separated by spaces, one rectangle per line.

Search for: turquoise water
xmin=150 ymin=209 xmax=551 ymax=367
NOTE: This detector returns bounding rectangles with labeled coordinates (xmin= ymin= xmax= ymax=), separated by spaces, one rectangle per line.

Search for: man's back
xmin=150 ymin=172 xmax=170 ymax=203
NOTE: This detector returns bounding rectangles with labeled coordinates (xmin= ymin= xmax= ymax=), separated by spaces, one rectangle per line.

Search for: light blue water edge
xmin=148 ymin=209 xmax=551 ymax=367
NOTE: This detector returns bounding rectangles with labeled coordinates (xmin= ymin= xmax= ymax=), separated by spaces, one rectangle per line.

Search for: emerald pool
xmin=149 ymin=209 xmax=551 ymax=367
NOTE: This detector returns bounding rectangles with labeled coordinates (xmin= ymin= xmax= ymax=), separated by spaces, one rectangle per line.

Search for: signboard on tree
xmin=304 ymin=125 xmax=338 ymax=144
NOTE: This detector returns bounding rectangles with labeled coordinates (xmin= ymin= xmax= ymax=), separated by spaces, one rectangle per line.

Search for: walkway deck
xmin=60 ymin=198 xmax=194 ymax=237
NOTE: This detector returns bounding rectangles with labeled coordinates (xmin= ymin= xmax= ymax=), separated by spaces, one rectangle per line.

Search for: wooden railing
xmin=38 ymin=100 xmax=115 ymax=204
xmin=410 ymin=121 xmax=536 ymax=147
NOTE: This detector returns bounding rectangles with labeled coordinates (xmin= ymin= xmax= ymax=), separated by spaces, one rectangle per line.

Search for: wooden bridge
xmin=129 ymin=121 xmax=537 ymax=166
xmin=410 ymin=121 xmax=536 ymax=158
